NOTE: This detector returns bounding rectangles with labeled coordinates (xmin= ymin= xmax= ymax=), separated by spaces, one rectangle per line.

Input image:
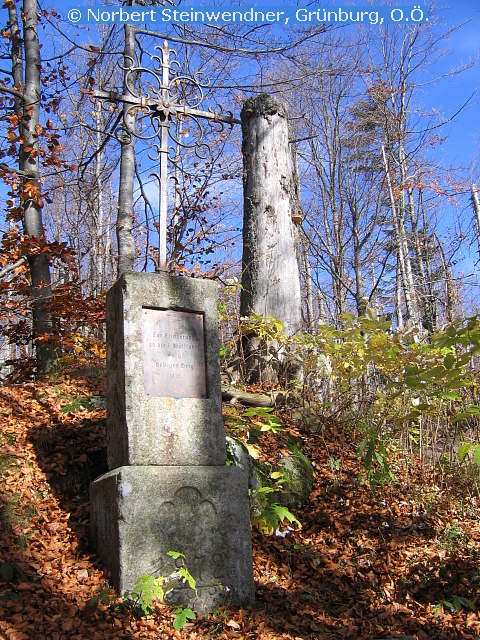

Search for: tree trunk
xmin=240 ymin=94 xmax=302 ymax=333
xmin=437 ymin=238 xmax=454 ymax=323
xmin=397 ymin=146 xmax=418 ymax=321
xmin=395 ymin=257 xmax=404 ymax=330
xmin=95 ymin=104 xmax=105 ymax=296
xmin=417 ymin=188 xmax=436 ymax=332
xmin=318 ymin=288 xmax=327 ymax=324
xmin=382 ymin=145 xmax=417 ymax=325
xmin=117 ymin=23 xmax=136 ymax=277
xmin=240 ymin=94 xmax=302 ymax=382
xmin=291 ymin=136 xmax=314 ymax=332
xmin=13 ymin=0 xmax=54 ymax=372
xmin=302 ymin=242 xmax=314 ymax=331
xmin=369 ymin=257 xmax=377 ymax=312
xmin=472 ymin=184 xmax=480 ymax=259
xmin=351 ymin=201 xmax=367 ymax=317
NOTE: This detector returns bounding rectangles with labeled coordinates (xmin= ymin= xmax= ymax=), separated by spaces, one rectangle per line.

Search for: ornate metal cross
xmin=90 ymin=40 xmax=239 ymax=271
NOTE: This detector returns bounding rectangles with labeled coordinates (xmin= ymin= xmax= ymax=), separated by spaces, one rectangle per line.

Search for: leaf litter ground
xmin=0 ymin=366 xmax=479 ymax=639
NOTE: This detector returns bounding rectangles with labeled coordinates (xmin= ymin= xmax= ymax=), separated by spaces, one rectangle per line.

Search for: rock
xmin=106 ymin=272 xmax=226 ymax=469
xmin=92 ymin=272 xmax=255 ymax=614
xmin=226 ymin=436 xmax=313 ymax=511
xmin=226 ymin=436 xmax=258 ymax=488
xmin=274 ymin=445 xmax=314 ymax=508
xmin=291 ymin=406 xmax=320 ymax=432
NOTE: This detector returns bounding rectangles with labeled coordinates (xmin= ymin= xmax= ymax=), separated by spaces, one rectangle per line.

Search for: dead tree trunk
xmin=240 ymin=94 xmax=302 ymax=382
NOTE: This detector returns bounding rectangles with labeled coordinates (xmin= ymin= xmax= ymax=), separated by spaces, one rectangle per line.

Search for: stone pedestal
xmin=90 ymin=466 xmax=254 ymax=613
xmin=105 ymin=272 xmax=226 ymax=469
xmin=90 ymin=272 xmax=255 ymax=611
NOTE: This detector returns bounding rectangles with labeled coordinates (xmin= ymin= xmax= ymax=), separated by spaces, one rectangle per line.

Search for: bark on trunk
xmin=240 ymin=94 xmax=302 ymax=334
xmin=414 ymin=188 xmax=436 ymax=332
xmin=15 ymin=0 xmax=54 ymax=372
xmin=351 ymin=201 xmax=366 ymax=317
xmin=240 ymin=94 xmax=302 ymax=382
xmin=395 ymin=257 xmax=404 ymax=330
xmin=382 ymin=145 xmax=417 ymax=325
xmin=117 ymin=24 xmax=136 ymax=277
xmin=302 ymin=242 xmax=314 ymax=331
xmin=292 ymin=137 xmax=314 ymax=332
xmin=437 ymin=239 xmax=454 ymax=323
xmin=397 ymin=146 xmax=418 ymax=320
xmin=95 ymin=104 xmax=105 ymax=296
xmin=318 ymin=289 xmax=327 ymax=324
xmin=472 ymin=184 xmax=480 ymax=259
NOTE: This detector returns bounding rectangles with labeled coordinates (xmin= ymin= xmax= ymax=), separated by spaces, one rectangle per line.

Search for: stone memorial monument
xmin=90 ymin=272 xmax=255 ymax=613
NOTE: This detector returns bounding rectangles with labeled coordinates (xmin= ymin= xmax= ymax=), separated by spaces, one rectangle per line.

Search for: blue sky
xmin=69 ymin=1 xmax=480 ymax=193
xmin=421 ymin=1 xmax=480 ymax=287
xmin=2 ymin=1 xmax=479 ymax=285
xmin=22 ymin=1 xmax=480 ymax=183
xmin=2 ymin=1 xmax=478 ymax=173
xmin=425 ymin=2 xmax=479 ymax=173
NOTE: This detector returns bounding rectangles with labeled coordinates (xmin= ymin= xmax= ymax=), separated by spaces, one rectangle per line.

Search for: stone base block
xmin=90 ymin=465 xmax=255 ymax=613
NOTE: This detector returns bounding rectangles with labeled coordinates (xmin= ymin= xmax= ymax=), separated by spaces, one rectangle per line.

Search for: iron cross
xmin=90 ymin=40 xmax=239 ymax=271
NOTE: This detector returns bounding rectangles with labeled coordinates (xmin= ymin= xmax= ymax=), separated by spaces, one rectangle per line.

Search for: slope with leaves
xmin=0 ymin=363 xmax=479 ymax=639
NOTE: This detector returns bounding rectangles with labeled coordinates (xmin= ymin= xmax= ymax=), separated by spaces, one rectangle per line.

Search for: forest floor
xmin=0 ymin=363 xmax=479 ymax=640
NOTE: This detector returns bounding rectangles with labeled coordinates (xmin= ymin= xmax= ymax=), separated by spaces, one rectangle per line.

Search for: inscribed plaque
xmin=142 ymin=309 xmax=206 ymax=398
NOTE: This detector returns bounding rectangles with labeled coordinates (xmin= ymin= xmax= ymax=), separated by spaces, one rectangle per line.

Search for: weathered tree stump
xmin=240 ymin=94 xmax=303 ymax=383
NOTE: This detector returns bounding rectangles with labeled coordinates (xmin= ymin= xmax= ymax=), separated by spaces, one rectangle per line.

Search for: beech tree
xmin=117 ymin=23 xmax=136 ymax=277
xmin=1 ymin=0 xmax=109 ymax=371
xmin=3 ymin=0 xmax=54 ymax=372
xmin=2 ymin=0 xmax=473 ymax=379
xmin=267 ymin=11 xmax=470 ymax=330
xmin=44 ymin=45 xmax=121 ymax=299
xmin=272 ymin=32 xmax=389 ymax=326
xmin=360 ymin=14 xmax=470 ymax=331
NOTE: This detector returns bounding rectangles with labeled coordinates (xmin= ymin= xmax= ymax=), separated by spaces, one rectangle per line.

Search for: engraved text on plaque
xmin=142 ymin=309 xmax=206 ymax=398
